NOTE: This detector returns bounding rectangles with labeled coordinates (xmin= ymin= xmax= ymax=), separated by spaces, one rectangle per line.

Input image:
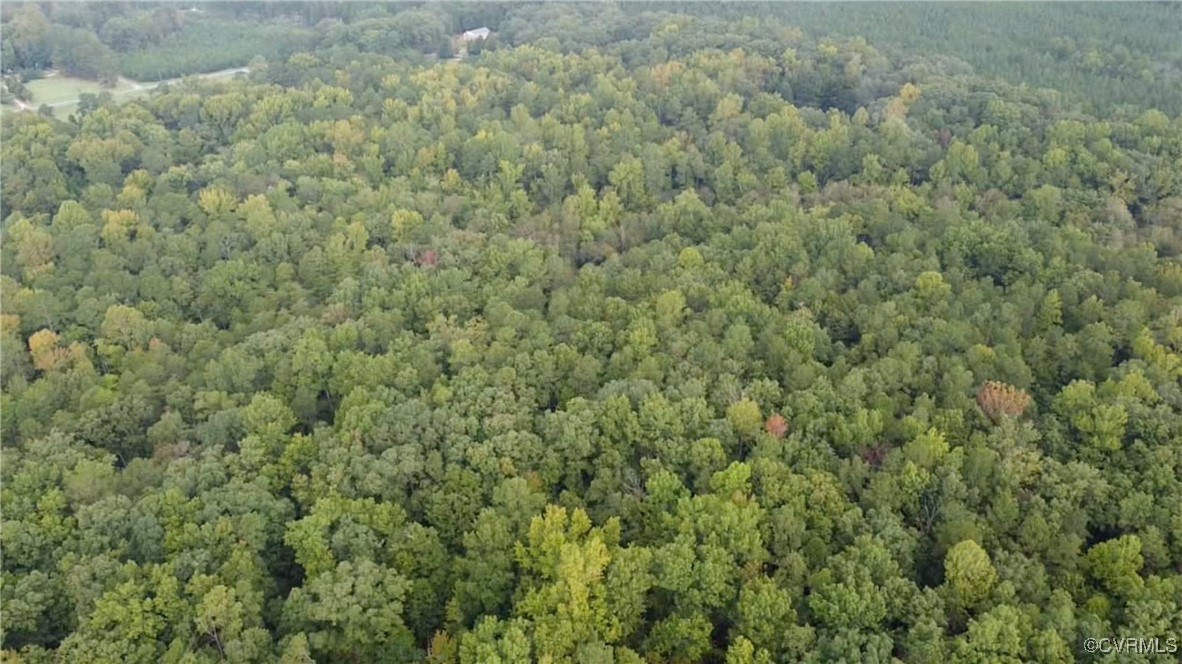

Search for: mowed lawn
xmin=5 ymin=76 xmax=141 ymax=118
xmin=27 ymin=77 xmax=119 ymax=104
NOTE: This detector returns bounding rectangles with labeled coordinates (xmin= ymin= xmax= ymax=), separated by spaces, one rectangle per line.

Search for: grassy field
xmin=2 ymin=68 xmax=252 ymax=118
xmin=51 ymin=89 xmax=150 ymax=119
xmin=3 ymin=76 xmax=141 ymax=118
xmin=26 ymin=77 xmax=110 ymax=104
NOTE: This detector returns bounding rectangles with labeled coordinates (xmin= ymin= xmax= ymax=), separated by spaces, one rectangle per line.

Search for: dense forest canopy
xmin=646 ymin=1 xmax=1182 ymax=116
xmin=2 ymin=2 xmax=1182 ymax=663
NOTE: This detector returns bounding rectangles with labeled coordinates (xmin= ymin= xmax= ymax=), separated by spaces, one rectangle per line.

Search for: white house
xmin=461 ymin=27 xmax=491 ymax=42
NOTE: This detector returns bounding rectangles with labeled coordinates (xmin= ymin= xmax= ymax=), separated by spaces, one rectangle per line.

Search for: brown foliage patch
xmin=416 ymin=248 xmax=439 ymax=268
xmin=976 ymin=381 xmax=1031 ymax=422
xmin=861 ymin=443 xmax=890 ymax=469
xmin=765 ymin=413 xmax=789 ymax=438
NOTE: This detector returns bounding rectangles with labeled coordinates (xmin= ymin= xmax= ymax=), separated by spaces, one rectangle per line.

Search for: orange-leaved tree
xmin=976 ymin=381 xmax=1031 ymax=422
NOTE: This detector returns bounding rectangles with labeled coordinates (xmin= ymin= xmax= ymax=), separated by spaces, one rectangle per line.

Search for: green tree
xmin=945 ymin=540 xmax=997 ymax=608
